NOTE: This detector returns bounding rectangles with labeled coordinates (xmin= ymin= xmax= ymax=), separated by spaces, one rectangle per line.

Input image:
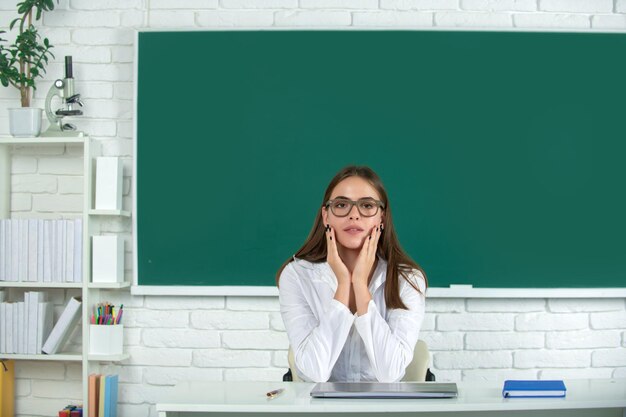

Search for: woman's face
xmin=322 ymin=176 xmax=384 ymax=251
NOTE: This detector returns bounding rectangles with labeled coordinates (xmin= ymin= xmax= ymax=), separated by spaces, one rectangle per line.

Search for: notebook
xmin=502 ymin=380 xmax=566 ymax=398
xmin=310 ymin=382 xmax=458 ymax=399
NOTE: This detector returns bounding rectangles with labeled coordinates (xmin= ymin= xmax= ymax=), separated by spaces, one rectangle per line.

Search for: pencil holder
xmin=89 ymin=324 xmax=123 ymax=355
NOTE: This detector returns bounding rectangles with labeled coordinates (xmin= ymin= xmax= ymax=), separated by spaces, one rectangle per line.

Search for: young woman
xmin=276 ymin=165 xmax=427 ymax=383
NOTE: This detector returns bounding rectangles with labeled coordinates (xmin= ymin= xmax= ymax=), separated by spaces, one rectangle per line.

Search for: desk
xmin=156 ymin=379 xmax=626 ymax=417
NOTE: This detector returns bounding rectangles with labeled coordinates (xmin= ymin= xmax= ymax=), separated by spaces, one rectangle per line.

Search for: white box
xmin=92 ymin=235 xmax=124 ymax=283
xmin=89 ymin=324 xmax=123 ymax=355
xmin=95 ymin=157 xmax=122 ymax=210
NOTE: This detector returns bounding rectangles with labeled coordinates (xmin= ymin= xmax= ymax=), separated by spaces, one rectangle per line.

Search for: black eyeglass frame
xmin=324 ymin=198 xmax=385 ymax=218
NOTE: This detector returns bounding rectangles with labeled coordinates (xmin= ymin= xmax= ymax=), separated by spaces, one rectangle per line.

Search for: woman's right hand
xmin=325 ymin=225 xmax=351 ymax=288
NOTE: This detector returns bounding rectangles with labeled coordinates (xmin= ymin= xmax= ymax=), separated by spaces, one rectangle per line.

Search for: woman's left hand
xmin=352 ymin=224 xmax=382 ymax=288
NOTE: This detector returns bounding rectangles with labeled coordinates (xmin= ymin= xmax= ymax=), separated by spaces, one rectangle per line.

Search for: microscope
xmin=42 ymin=56 xmax=85 ymax=137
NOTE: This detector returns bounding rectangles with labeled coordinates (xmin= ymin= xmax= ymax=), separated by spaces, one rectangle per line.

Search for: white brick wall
xmin=2 ymin=2 xmax=626 ymax=416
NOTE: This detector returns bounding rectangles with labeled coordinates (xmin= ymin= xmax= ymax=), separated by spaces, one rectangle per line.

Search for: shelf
xmin=88 ymin=281 xmax=131 ymax=289
xmin=0 ymin=136 xmax=86 ymax=144
xmin=88 ymin=353 xmax=129 ymax=362
xmin=0 ymin=353 xmax=82 ymax=361
xmin=0 ymin=282 xmax=83 ymax=288
xmin=88 ymin=209 xmax=131 ymax=217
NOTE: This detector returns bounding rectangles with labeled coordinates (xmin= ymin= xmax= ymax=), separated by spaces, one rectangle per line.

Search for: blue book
xmin=105 ymin=374 xmax=119 ymax=417
xmin=503 ymin=380 xmax=566 ymax=398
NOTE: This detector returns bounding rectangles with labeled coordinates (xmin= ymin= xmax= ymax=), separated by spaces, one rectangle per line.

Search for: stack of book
xmin=0 ymin=291 xmax=53 ymax=354
xmin=0 ymin=219 xmax=83 ymax=283
xmin=89 ymin=374 xmax=119 ymax=417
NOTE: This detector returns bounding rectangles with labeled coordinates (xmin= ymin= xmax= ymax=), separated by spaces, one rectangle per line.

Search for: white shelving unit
xmin=0 ymin=136 xmax=129 ymax=414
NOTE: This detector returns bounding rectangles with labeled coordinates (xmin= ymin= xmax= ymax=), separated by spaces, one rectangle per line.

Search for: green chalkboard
xmin=136 ymin=30 xmax=626 ymax=289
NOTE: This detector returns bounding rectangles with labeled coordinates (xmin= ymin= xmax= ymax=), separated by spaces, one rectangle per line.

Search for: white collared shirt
xmin=278 ymin=257 xmax=426 ymax=383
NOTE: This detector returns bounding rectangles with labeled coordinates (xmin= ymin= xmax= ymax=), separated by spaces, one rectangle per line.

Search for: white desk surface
xmin=156 ymin=379 xmax=626 ymax=414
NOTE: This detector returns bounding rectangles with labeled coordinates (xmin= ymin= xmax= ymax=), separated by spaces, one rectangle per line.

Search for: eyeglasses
xmin=325 ymin=198 xmax=385 ymax=218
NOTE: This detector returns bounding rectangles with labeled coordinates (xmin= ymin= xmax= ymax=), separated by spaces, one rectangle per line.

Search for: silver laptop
xmin=310 ymin=382 xmax=458 ymax=399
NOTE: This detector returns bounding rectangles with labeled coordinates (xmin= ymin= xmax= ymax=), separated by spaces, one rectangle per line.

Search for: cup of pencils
xmin=89 ymin=303 xmax=124 ymax=355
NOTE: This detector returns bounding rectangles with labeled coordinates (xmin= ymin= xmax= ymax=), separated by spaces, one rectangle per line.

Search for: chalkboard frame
xmin=131 ymin=29 xmax=626 ymax=297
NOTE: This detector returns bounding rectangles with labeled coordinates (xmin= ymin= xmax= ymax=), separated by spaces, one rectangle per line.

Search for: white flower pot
xmin=8 ymin=107 xmax=43 ymax=137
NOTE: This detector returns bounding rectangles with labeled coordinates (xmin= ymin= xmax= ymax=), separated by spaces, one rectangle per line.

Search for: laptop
xmin=310 ymin=382 xmax=458 ymax=399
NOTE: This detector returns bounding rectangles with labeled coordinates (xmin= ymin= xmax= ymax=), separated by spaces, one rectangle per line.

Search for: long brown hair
xmin=276 ymin=165 xmax=427 ymax=309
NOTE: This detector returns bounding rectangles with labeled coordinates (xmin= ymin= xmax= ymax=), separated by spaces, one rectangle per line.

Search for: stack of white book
xmin=0 ymin=291 xmax=54 ymax=354
xmin=0 ymin=219 xmax=83 ymax=283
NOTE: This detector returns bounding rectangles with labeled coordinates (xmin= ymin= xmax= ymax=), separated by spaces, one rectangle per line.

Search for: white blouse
xmin=278 ymin=257 xmax=426 ymax=383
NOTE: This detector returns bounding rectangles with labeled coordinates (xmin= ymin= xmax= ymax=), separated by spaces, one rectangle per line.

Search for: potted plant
xmin=0 ymin=0 xmax=57 ymax=137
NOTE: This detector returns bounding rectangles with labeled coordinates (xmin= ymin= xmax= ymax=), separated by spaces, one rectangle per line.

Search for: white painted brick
xmin=119 ymin=383 xmax=180 ymax=404
xmin=222 ymin=0 xmax=297 ymax=7
xmin=37 ymin=27 xmax=72 ymax=45
xmin=14 ymin=379 xmax=30 ymax=396
xmin=273 ymin=349 xmax=288 ymax=367
xmin=75 ymin=82 xmax=114 ymax=99
xmin=53 ymin=46 xmax=112 ymax=64
xmin=222 ymin=330 xmax=289 ymax=349
xmin=118 ymin=121 xmax=133 ymax=138
xmin=101 ymin=139 xmax=133 ymax=156
xmin=38 ymin=157 xmax=83 ymax=175
xmin=32 ymin=194 xmax=83 ymax=212
xmin=143 ymin=328 xmax=220 ymax=348
xmin=73 ymin=63 xmax=133 ymax=82
xmin=191 ymin=310 xmax=268 ymax=330
xmin=590 ymin=311 xmax=626 ymax=330
xmin=547 ymin=330 xmax=621 ymax=349
xmin=438 ymin=313 xmax=514 ymax=331
xmin=14 ymin=361 xmax=65 ymax=379
xmin=435 ymin=351 xmax=512 ymax=369
xmin=513 ymin=13 xmax=590 ymax=28
xmin=615 ymin=367 xmax=626 ymax=378
xmin=121 ymin=10 xmax=147 ymax=27
xmin=149 ymin=11 xmax=196 ymax=27
xmin=514 ymin=350 xmax=591 ymax=368
xmin=224 ymin=368 xmax=287 ymax=381
xmin=421 ymin=313 xmax=435 ymax=330
xmin=196 ymin=11 xmax=274 ymax=27
xmin=270 ymin=312 xmax=285 ymax=330
xmin=516 ymin=313 xmax=588 ymax=331
xmin=143 ymin=366 xmax=222 ymax=385
xmin=82 ymin=99 xmax=132 ymax=119
xmin=145 ymin=295 xmax=224 ymax=309
xmin=227 ymin=296 xmax=280 ymax=311
xmin=112 ymin=46 xmax=135 ymax=63
xmin=16 ymin=399 xmax=77 ymax=417
xmin=426 ymin=299 xmax=465 ymax=313
xmin=78 ymin=120 xmax=118 ymax=136
xmin=467 ymin=299 xmax=545 ymax=312
xmin=58 ymin=175 xmax=84 ymax=194
xmin=118 ymin=404 xmax=149 ymax=417
xmin=11 ymin=175 xmax=58 ymax=193
xmin=618 ymin=0 xmax=626 ymax=13
xmin=466 ymin=331 xmax=544 ymax=350
xmin=592 ymin=15 xmax=626 ymax=29
xmin=12 ymin=145 xmax=65 ymax=156
xmin=124 ymin=327 xmax=142 ymax=346
xmin=623 ymin=331 xmax=626 ymax=347
xmin=193 ymin=349 xmax=271 ymax=367
xmin=539 ymin=0 xmax=612 ymax=13
xmin=44 ymin=11 xmax=121 ymax=27
xmin=71 ymin=0 xmax=145 ymax=9
xmin=274 ymin=10 xmax=352 ymax=26
xmin=433 ymin=369 xmax=463 ymax=382
xmin=126 ymin=347 xmax=192 ymax=366
xmin=540 ymin=367 xmax=614 ymax=379
xmin=420 ymin=331 xmax=464 ymax=351
xmin=300 ymin=0 xmax=378 ymax=9
xmin=549 ymin=299 xmax=624 ymax=312
xmin=381 ymin=0 xmax=459 ymax=10
xmin=11 ymin=157 xmax=37 ymax=174
xmin=592 ymin=349 xmax=626 ymax=367
xmin=151 ymin=0 xmax=218 ymax=8
xmin=435 ymin=11 xmax=513 ymax=27
xmin=124 ymin=309 xmax=189 ymax=328
xmin=66 ymin=363 xmax=82 ymax=380
xmin=461 ymin=0 xmax=536 ymax=11
xmin=72 ymin=28 xmax=134 ymax=46
xmin=32 ymin=379 xmax=82 ymax=397
xmin=463 ymin=368 xmax=538 ymax=381
xmin=353 ymin=11 xmax=434 ymax=26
